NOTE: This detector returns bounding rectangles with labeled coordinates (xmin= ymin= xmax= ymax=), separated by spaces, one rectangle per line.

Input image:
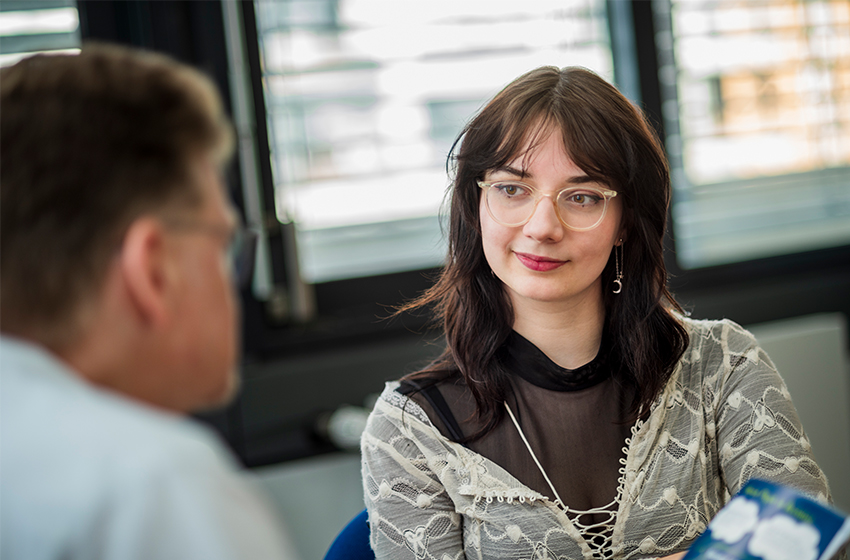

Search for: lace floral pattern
xmin=361 ymin=318 xmax=835 ymax=559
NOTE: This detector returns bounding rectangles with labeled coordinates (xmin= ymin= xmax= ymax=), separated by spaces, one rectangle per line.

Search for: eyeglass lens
xmin=229 ymin=228 xmax=258 ymax=289
xmin=485 ymin=182 xmax=610 ymax=229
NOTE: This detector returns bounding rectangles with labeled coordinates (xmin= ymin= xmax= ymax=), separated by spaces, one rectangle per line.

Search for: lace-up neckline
xmin=504 ymin=399 xmax=627 ymax=558
xmin=499 ymin=330 xmax=629 ymax=559
xmin=403 ymin=328 xmax=634 ymax=558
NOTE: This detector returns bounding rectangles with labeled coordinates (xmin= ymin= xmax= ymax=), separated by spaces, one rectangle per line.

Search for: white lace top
xmin=361 ymin=318 xmax=836 ymax=559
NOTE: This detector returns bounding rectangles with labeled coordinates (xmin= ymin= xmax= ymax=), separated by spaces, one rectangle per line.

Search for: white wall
xmin=253 ymin=452 xmax=364 ymax=560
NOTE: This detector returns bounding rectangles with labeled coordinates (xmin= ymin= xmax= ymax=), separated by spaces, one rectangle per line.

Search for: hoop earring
xmin=613 ymin=242 xmax=624 ymax=294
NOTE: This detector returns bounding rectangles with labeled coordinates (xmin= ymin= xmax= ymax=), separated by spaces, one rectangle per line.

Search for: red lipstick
xmin=515 ymin=252 xmax=565 ymax=272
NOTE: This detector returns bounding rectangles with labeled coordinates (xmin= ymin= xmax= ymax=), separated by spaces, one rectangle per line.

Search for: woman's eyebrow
xmin=490 ymin=166 xmax=597 ymax=185
xmin=491 ymin=165 xmax=528 ymax=178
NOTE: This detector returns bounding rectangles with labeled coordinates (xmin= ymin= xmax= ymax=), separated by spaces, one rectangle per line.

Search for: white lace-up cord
xmin=503 ymin=401 xmax=566 ymax=507
xmin=503 ymin=401 xmax=622 ymax=559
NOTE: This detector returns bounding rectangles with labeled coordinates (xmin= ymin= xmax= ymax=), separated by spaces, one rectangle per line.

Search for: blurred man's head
xmin=0 ymin=44 xmax=242 ymax=412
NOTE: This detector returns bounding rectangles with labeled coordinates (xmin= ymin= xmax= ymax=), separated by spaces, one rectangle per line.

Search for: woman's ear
xmin=118 ymin=217 xmax=173 ymax=327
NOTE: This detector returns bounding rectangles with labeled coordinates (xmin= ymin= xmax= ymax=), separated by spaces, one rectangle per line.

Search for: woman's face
xmin=479 ymin=129 xmax=624 ymax=315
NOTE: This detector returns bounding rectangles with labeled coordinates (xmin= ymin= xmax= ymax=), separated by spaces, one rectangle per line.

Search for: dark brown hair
xmin=0 ymin=43 xmax=233 ymax=344
xmin=401 ymin=66 xmax=689 ymax=439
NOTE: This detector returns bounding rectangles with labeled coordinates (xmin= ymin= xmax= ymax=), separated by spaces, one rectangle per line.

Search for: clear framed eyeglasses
xmin=164 ymin=220 xmax=258 ymax=288
xmin=477 ymin=181 xmax=618 ymax=231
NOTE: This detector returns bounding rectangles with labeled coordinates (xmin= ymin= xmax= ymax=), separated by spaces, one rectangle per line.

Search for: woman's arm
xmin=713 ymin=322 xmax=831 ymax=500
xmin=361 ymin=391 xmax=466 ymax=560
xmin=709 ymin=324 xmax=847 ymax=560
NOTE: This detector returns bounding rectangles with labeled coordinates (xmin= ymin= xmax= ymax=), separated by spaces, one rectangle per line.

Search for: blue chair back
xmin=323 ymin=508 xmax=374 ymax=560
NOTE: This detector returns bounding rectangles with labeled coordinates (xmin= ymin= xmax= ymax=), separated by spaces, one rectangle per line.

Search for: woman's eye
xmin=564 ymin=192 xmax=602 ymax=205
xmin=496 ymin=183 xmax=527 ymax=197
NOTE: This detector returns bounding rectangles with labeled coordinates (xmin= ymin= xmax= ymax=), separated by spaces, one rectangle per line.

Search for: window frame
xmin=630 ymin=0 xmax=850 ymax=328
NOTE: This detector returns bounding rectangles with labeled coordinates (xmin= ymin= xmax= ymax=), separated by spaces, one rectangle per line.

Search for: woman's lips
xmin=514 ymin=252 xmax=566 ymax=272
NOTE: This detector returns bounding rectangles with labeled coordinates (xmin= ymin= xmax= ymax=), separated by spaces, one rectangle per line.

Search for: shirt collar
xmin=499 ymin=329 xmax=612 ymax=392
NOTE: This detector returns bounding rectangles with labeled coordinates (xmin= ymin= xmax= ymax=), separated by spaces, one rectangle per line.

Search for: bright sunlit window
xmin=658 ymin=0 xmax=850 ymax=269
xmin=255 ymin=0 xmax=614 ymax=282
xmin=0 ymin=1 xmax=80 ymax=68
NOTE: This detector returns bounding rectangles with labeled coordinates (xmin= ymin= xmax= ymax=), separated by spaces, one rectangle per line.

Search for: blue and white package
xmin=683 ymin=479 xmax=850 ymax=560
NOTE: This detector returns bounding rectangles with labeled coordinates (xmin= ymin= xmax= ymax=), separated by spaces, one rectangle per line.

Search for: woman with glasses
xmin=360 ymin=67 xmax=833 ymax=560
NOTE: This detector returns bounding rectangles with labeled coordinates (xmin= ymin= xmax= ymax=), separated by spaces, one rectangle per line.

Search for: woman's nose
xmin=522 ymin=195 xmax=564 ymax=242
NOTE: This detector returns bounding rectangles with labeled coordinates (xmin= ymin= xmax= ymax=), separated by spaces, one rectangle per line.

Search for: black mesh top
xmin=402 ymin=330 xmax=635 ymax=522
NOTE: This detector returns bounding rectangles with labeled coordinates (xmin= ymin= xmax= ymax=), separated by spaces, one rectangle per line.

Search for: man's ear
xmin=119 ymin=218 xmax=174 ymax=327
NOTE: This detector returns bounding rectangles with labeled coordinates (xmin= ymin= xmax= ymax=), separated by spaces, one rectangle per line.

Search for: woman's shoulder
xmin=675 ymin=315 xmax=774 ymax=386
xmin=364 ymin=380 xmax=474 ymax=467
xmin=397 ymin=370 xmax=464 ymax=392
xmin=394 ymin=374 xmax=472 ymax=442
xmin=374 ymin=381 xmax=425 ymax=416
xmin=679 ymin=315 xmax=760 ymax=351
xmin=371 ymin=375 xmax=465 ymax=426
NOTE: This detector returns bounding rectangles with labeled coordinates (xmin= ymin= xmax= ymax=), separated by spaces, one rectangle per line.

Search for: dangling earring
xmin=613 ymin=241 xmax=624 ymax=294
